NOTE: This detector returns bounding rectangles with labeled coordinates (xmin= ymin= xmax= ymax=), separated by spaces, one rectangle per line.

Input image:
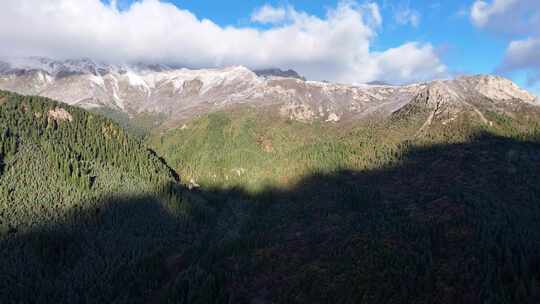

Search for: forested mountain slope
xmin=0 ymin=90 xmax=180 ymax=231
xmin=3 ymin=89 xmax=540 ymax=303
xmin=148 ymin=94 xmax=540 ymax=192
xmin=0 ymin=90 xmax=210 ymax=303
xmin=146 ymin=104 xmax=540 ymax=303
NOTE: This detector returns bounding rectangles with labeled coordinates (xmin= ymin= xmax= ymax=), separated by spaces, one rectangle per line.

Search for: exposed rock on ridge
xmin=0 ymin=58 xmax=537 ymax=128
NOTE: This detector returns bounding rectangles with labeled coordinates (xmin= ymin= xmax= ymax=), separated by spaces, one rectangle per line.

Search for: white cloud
xmin=470 ymin=0 xmax=540 ymax=88
xmin=470 ymin=0 xmax=540 ymax=36
xmin=374 ymin=43 xmax=445 ymax=83
xmin=502 ymin=38 xmax=540 ymax=70
xmin=394 ymin=7 xmax=420 ymax=27
xmin=500 ymin=37 xmax=540 ymax=85
xmin=0 ymin=0 xmax=447 ymax=84
xmin=470 ymin=0 xmax=517 ymax=27
xmin=384 ymin=1 xmax=421 ymax=28
xmin=251 ymin=4 xmax=288 ymax=24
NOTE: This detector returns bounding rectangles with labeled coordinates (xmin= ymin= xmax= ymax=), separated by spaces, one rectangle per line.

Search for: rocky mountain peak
xmin=457 ymin=74 xmax=538 ymax=103
xmin=0 ymin=57 xmax=538 ymax=128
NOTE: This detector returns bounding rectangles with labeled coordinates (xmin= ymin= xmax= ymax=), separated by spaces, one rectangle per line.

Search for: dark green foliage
xmin=146 ymin=106 xmax=540 ymax=303
xmin=157 ymin=134 xmax=540 ymax=304
xmin=148 ymin=108 xmax=413 ymax=193
xmin=3 ymin=90 xmax=540 ymax=303
xmin=0 ymin=91 xmax=209 ymax=303
xmin=91 ymin=106 xmax=168 ymax=138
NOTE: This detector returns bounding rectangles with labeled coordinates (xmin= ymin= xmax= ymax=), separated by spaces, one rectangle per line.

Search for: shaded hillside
xmin=0 ymin=90 xmax=215 ymax=303
xmin=4 ymin=130 xmax=540 ymax=303
xmin=3 ymin=90 xmax=540 ymax=303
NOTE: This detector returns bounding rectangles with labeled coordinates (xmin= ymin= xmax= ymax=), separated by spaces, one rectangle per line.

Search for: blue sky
xmin=2 ymin=0 xmax=539 ymax=94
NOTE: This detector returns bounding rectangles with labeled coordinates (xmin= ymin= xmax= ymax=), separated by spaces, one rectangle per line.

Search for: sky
xmin=0 ymin=0 xmax=538 ymax=94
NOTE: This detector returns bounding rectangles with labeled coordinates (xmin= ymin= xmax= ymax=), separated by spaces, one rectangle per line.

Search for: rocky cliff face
xmin=0 ymin=57 xmax=537 ymax=128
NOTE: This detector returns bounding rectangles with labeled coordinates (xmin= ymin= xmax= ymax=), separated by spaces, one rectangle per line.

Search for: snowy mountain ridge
xmin=0 ymin=57 xmax=537 ymax=128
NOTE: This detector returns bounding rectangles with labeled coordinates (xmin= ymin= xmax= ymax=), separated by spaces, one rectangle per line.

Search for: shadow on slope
xmin=0 ymin=189 xmax=211 ymax=303
xmin=3 ymin=132 xmax=540 ymax=304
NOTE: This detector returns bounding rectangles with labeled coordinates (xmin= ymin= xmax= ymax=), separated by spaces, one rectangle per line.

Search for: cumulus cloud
xmin=501 ymin=38 xmax=540 ymax=72
xmin=470 ymin=0 xmax=540 ymax=36
xmin=0 ymin=0 xmax=447 ymax=84
xmin=470 ymin=0 xmax=517 ymax=27
xmin=470 ymin=0 xmax=540 ymax=88
xmin=374 ymin=43 xmax=445 ymax=82
xmin=500 ymin=37 xmax=540 ymax=85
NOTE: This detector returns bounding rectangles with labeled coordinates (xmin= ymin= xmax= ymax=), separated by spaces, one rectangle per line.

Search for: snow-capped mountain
xmin=0 ymin=57 xmax=537 ymax=128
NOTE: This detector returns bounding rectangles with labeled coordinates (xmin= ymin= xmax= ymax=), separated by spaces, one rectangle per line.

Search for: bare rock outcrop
xmin=0 ymin=58 xmax=537 ymax=128
xmin=47 ymin=107 xmax=73 ymax=122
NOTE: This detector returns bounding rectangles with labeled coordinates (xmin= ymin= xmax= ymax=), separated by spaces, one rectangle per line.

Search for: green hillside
xmin=145 ymin=105 xmax=540 ymax=303
xmin=148 ymin=105 xmax=540 ymax=192
xmin=148 ymin=108 xmax=408 ymax=192
xmin=0 ymin=91 xmax=211 ymax=303
xmin=158 ymin=133 xmax=540 ymax=304
xmin=3 ymin=91 xmax=540 ymax=303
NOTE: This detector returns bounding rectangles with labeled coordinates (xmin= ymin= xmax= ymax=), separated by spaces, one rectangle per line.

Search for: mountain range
xmin=0 ymin=57 xmax=537 ymax=130
xmin=4 ymin=57 xmax=540 ymax=303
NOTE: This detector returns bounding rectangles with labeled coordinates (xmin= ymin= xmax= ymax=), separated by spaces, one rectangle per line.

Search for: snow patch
xmin=108 ymin=75 xmax=124 ymax=110
xmin=159 ymin=66 xmax=259 ymax=94
xmin=326 ymin=113 xmax=341 ymax=122
xmin=88 ymin=74 xmax=105 ymax=88
xmin=125 ymin=71 xmax=151 ymax=92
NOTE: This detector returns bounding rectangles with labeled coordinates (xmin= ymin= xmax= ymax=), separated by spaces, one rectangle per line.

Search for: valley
xmin=3 ymin=0 xmax=540 ymax=302
xmin=2 ymin=65 xmax=540 ymax=302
